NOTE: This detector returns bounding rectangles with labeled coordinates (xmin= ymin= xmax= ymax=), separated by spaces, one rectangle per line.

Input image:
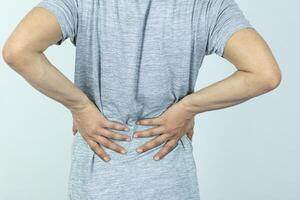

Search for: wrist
xmin=67 ymin=94 xmax=92 ymax=114
xmin=178 ymin=95 xmax=198 ymax=119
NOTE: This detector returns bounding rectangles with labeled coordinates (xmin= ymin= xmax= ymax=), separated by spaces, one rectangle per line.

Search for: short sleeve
xmin=205 ymin=0 xmax=254 ymax=57
xmin=35 ymin=0 xmax=78 ymax=46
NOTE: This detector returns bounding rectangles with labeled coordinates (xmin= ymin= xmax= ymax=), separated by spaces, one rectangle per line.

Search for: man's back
xmin=37 ymin=0 xmax=252 ymax=127
xmin=4 ymin=0 xmax=281 ymax=199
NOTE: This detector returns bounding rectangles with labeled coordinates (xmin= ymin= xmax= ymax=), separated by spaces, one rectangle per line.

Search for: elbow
xmin=2 ymin=41 xmax=26 ymax=69
xmin=260 ymin=67 xmax=282 ymax=92
xmin=2 ymin=42 xmax=35 ymax=73
xmin=2 ymin=43 xmax=12 ymax=65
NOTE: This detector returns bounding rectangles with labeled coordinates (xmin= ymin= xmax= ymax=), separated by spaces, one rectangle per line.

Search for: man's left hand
xmin=133 ymin=101 xmax=195 ymax=161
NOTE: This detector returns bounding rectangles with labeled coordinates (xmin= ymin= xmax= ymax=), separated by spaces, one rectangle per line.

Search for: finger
xmin=187 ymin=129 xmax=194 ymax=141
xmin=136 ymin=134 xmax=169 ymax=153
xmin=153 ymin=139 xmax=178 ymax=161
xmin=136 ymin=116 xmax=164 ymax=126
xmin=93 ymin=135 xmax=127 ymax=155
xmin=95 ymin=127 xmax=131 ymax=141
xmin=72 ymin=125 xmax=78 ymax=135
xmin=87 ymin=139 xmax=110 ymax=162
xmin=104 ymin=120 xmax=129 ymax=131
xmin=133 ymin=125 xmax=166 ymax=138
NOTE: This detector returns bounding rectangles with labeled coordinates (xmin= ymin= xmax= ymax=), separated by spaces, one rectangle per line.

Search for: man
xmin=2 ymin=0 xmax=281 ymax=199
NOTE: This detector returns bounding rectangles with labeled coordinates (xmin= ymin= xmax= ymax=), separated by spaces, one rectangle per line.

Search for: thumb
xmin=186 ymin=128 xmax=194 ymax=141
xmin=72 ymin=123 xmax=78 ymax=135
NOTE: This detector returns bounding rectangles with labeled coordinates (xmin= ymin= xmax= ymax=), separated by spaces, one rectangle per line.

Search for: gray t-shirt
xmin=36 ymin=0 xmax=253 ymax=126
xmin=35 ymin=1 xmax=253 ymax=199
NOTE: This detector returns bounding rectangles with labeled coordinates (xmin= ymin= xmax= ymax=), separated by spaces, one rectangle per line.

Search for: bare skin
xmin=2 ymin=7 xmax=131 ymax=162
xmin=133 ymin=28 xmax=282 ymax=160
xmin=2 ymin=7 xmax=281 ymax=162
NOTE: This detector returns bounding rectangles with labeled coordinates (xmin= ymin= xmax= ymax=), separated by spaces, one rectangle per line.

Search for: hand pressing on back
xmin=70 ymin=100 xmax=131 ymax=162
xmin=133 ymin=100 xmax=196 ymax=161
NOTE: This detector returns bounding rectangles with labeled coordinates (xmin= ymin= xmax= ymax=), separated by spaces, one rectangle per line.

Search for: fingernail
xmin=136 ymin=148 xmax=142 ymax=153
xmin=126 ymin=137 xmax=131 ymax=141
xmin=154 ymin=155 xmax=160 ymax=160
xmin=136 ymin=121 xmax=140 ymax=125
xmin=104 ymin=156 xmax=110 ymax=161
xmin=121 ymin=149 xmax=127 ymax=154
xmin=125 ymin=127 xmax=130 ymax=131
xmin=133 ymin=134 xmax=138 ymax=138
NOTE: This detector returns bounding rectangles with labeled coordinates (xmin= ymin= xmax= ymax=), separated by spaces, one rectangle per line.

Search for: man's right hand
xmin=70 ymin=100 xmax=131 ymax=162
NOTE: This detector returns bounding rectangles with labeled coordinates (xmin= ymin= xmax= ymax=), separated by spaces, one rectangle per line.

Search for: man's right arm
xmin=2 ymin=7 xmax=90 ymax=112
xmin=2 ymin=7 xmax=130 ymax=161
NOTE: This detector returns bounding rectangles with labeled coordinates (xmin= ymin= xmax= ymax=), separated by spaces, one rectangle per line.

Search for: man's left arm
xmin=180 ymin=27 xmax=282 ymax=116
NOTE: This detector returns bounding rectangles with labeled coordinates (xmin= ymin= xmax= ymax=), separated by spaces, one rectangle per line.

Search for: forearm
xmin=180 ymin=69 xmax=276 ymax=117
xmin=6 ymin=51 xmax=91 ymax=112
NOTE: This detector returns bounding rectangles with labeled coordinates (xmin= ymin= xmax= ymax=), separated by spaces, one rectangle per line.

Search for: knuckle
xmin=89 ymin=143 xmax=98 ymax=151
xmin=117 ymin=134 xmax=126 ymax=140
xmin=109 ymin=133 xmax=116 ymax=139
xmin=108 ymin=129 xmax=118 ymax=137
xmin=164 ymin=143 xmax=174 ymax=150
xmin=146 ymin=130 xmax=153 ymax=136
xmin=163 ymin=124 xmax=170 ymax=132
xmin=164 ymin=133 xmax=173 ymax=140
xmin=93 ymin=135 xmax=104 ymax=143
xmin=90 ymin=125 xmax=99 ymax=133
xmin=160 ymin=149 xmax=168 ymax=156
xmin=108 ymin=122 xmax=117 ymax=129
xmin=111 ymin=122 xmax=121 ymax=129
xmin=100 ymin=120 xmax=108 ymax=128
xmin=101 ymin=139 xmax=109 ymax=146
xmin=108 ymin=142 xmax=117 ymax=149
xmin=160 ymin=116 xmax=167 ymax=124
xmin=160 ymin=126 xmax=167 ymax=132
xmin=158 ymin=149 xmax=167 ymax=157
xmin=94 ymin=147 xmax=106 ymax=158
xmin=98 ymin=128 xmax=107 ymax=136
xmin=94 ymin=147 xmax=100 ymax=154
xmin=143 ymin=143 xmax=150 ymax=149
xmin=112 ymin=132 xmax=122 ymax=139
xmin=115 ymin=123 xmax=123 ymax=129
xmin=89 ymin=129 xmax=100 ymax=137
xmin=152 ymin=140 xmax=160 ymax=147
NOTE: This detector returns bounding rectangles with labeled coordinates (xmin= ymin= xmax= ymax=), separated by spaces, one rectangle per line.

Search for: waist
xmin=72 ymin=124 xmax=192 ymax=164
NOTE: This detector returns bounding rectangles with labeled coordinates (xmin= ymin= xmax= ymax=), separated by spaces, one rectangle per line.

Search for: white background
xmin=0 ymin=0 xmax=299 ymax=199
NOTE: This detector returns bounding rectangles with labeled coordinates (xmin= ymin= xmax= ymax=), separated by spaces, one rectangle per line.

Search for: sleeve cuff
xmin=35 ymin=1 xmax=69 ymax=45
xmin=215 ymin=21 xmax=255 ymax=57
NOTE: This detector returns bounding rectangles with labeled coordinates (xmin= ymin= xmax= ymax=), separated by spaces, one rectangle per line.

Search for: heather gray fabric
xmin=35 ymin=0 xmax=253 ymax=199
